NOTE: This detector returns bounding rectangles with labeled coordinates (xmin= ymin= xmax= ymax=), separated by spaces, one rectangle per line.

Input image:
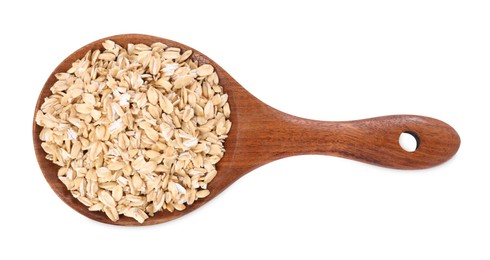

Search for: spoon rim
xmin=33 ymin=34 xmax=240 ymax=226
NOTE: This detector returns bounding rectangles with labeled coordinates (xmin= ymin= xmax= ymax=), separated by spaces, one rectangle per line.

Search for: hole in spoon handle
xmin=332 ymin=115 xmax=460 ymax=169
xmin=399 ymin=131 xmax=419 ymax=152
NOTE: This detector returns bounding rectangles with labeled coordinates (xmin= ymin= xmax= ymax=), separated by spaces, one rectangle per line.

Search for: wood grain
xmin=33 ymin=34 xmax=460 ymax=225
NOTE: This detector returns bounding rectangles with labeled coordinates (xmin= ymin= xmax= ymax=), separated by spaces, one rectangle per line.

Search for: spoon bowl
xmin=33 ymin=34 xmax=460 ymax=225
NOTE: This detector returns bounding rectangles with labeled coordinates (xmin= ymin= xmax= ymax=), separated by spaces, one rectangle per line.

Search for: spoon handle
xmin=260 ymin=114 xmax=460 ymax=169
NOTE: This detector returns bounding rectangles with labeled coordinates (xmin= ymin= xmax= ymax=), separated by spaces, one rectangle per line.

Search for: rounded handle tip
xmin=354 ymin=115 xmax=460 ymax=169
xmin=397 ymin=115 xmax=460 ymax=169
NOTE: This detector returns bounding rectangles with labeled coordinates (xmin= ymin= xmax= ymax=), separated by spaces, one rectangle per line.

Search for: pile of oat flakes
xmin=36 ymin=40 xmax=231 ymax=223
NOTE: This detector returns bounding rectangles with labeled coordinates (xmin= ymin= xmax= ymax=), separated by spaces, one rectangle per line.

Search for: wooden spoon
xmin=33 ymin=34 xmax=460 ymax=225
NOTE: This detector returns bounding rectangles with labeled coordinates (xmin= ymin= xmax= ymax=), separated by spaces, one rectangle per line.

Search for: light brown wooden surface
xmin=33 ymin=34 xmax=460 ymax=225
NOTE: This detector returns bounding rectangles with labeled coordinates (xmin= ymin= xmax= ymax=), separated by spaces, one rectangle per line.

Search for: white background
xmin=1 ymin=0 xmax=489 ymax=259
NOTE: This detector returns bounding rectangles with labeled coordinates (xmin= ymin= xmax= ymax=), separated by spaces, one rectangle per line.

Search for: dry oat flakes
xmin=36 ymin=40 xmax=231 ymax=223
